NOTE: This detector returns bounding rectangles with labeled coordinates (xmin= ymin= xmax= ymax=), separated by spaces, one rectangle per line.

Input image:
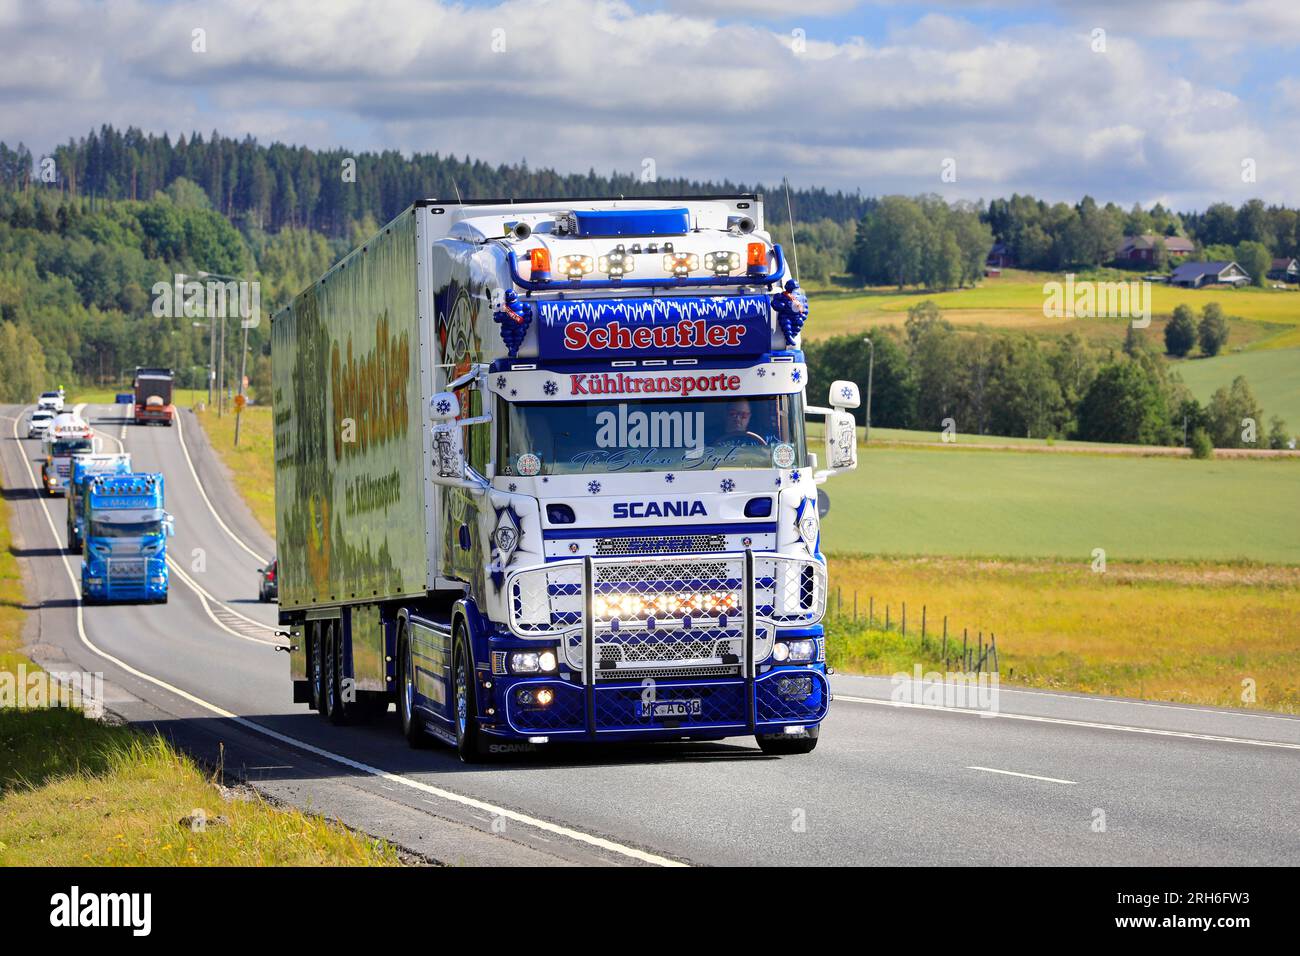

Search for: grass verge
xmin=824 ymin=555 xmax=1300 ymax=712
xmin=0 ymin=496 xmax=399 ymax=866
xmin=193 ymin=403 xmax=276 ymax=537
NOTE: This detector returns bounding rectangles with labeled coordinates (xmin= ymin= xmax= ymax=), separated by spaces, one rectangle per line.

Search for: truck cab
xmin=67 ymin=453 xmax=133 ymax=551
xmin=41 ymin=413 xmax=96 ymax=495
xmin=81 ymin=473 xmax=173 ymax=604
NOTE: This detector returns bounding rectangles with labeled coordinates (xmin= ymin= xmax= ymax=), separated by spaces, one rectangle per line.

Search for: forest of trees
xmin=0 ymin=126 xmax=872 ymax=236
xmin=805 ymin=301 xmax=1290 ymax=450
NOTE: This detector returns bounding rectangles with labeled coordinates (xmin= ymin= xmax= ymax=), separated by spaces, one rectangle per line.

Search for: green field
xmin=1175 ymin=348 xmax=1300 ymax=432
xmin=820 ymin=445 xmax=1300 ymax=563
xmin=806 ymin=271 xmax=1300 ymax=349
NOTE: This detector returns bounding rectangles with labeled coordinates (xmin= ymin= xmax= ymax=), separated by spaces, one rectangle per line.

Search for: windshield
xmin=498 ymin=394 xmax=806 ymax=476
xmin=89 ymin=519 xmax=162 ymax=538
xmin=53 ymin=439 xmax=92 ymax=455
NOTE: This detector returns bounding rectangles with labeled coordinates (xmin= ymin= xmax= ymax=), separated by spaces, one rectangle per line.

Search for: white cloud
xmin=0 ymin=0 xmax=1294 ymax=209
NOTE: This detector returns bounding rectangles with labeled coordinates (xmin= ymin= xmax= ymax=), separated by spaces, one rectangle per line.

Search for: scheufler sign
xmin=535 ymin=294 xmax=770 ymax=360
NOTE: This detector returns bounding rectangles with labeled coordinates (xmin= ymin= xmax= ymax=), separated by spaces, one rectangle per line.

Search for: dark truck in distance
xmin=133 ymin=367 xmax=175 ymax=425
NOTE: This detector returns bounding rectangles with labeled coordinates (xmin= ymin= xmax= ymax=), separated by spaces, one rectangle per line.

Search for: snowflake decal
xmin=543 ymin=380 xmax=558 ymax=396
xmin=434 ymin=398 xmax=451 ymax=416
xmin=792 ymin=369 xmax=802 ymax=383
xmin=587 ymin=480 xmax=601 ymax=495
xmin=510 ymin=388 xmax=518 ymax=397
xmin=774 ymin=477 xmax=782 ymax=487
xmin=720 ymin=478 xmax=736 ymax=493
xmin=496 ymin=375 xmax=507 ymax=389
xmin=508 ymin=483 xmax=517 ymax=493
xmin=756 ymin=367 xmax=766 ymax=378
xmin=542 ymin=477 xmax=549 ymax=484
xmin=790 ymin=470 xmax=801 ymax=483
xmin=840 ymin=385 xmax=854 ymax=400
xmin=664 ymin=473 xmax=675 ymax=483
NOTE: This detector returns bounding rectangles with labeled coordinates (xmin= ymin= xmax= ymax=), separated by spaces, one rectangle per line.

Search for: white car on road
xmin=27 ymin=409 xmax=55 ymax=438
xmin=37 ymin=390 xmax=65 ymax=413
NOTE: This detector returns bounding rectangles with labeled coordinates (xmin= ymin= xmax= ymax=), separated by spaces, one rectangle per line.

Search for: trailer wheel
xmin=755 ymin=726 xmax=820 ymax=756
xmin=396 ymin=621 xmax=431 ymax=747
xmin=324 ymin=619 xmax=353 ymax=725
xmin=453 ymin=628 xmax=486 ymax=763
xmin=305 ymin=622 xmax=323 ymax=712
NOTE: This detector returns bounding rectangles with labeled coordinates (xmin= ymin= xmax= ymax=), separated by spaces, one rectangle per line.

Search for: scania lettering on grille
xmin=612 ymin=500 xmax=708 ymax=519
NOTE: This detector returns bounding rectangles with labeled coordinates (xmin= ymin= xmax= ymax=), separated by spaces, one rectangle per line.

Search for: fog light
xmin=775 ymin=675 xmax=814 ymax=700
xmin=517 ymin=689 xmax=533 ymax=705
xmin=535 ymin=688 xmax=554 ymax=707
xmin=538 ymin=650 xmax=558 ymax=672
xmin=772 ymin=642 xmax=790 ymax=662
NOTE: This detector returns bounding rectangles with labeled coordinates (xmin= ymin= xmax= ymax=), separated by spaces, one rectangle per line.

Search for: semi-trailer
xmin=133 ymin=367 xmax=175 ymax=425
xmin=272 ymin=196 xmax=860 ymax=760
xmin=40 ymin=413 xmax=96 ymax=495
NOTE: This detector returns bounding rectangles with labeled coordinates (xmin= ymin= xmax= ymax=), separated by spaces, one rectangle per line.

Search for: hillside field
xmin=820 ymin=444 xmax=1300 ymax=564
xmin=1175 ymin=347 xmax=1300 ymax=432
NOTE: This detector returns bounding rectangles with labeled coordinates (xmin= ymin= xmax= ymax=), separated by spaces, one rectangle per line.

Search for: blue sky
xmin=1 ymin=0 xmax=1297 ymax=210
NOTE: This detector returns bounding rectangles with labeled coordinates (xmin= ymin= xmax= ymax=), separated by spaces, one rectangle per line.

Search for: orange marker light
xmin=747 ymin=242 xmax=768 ymax=269
xmin=528 ymin=248 xmax=551 ymax=276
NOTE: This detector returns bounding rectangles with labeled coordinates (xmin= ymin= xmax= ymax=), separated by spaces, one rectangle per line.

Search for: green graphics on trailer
xmin=271 ymin=211 xmax=424 ymax=609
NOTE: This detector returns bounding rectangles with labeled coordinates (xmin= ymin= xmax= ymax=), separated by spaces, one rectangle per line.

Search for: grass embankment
xmin=0 ymin=497 xmax=399 ymax=866
xmin=193 ymin=403 xmax=276 ymax=537
xmin=823 ymin=557 xmax=1300 ymax=713
xmin=806 ymin=271 xmax=1300 ymax=349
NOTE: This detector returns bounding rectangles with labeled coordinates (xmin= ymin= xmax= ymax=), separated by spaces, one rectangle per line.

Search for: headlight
xmin=773 ymin=639 xmax=815 ymax=663
xmin=510 ymin=650 xmax=558 ymax=674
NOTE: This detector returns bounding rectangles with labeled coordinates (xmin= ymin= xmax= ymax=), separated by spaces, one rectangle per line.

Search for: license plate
xmin=638 ymin=698 xmax=702 ymax=719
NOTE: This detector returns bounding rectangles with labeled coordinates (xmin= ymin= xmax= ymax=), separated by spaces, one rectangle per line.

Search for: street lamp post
xmin=862 ymin=336 xmax=875 ymax=443
xmin=176 ymin=272 xmax=218 ymax=409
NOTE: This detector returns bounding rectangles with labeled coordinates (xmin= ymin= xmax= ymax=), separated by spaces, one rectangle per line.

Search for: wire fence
xmin=826 ymin=587 xmax=1000 ymax=675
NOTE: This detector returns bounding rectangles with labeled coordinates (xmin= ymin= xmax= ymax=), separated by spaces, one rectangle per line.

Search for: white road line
xmin=7 ymin=411 xmax=684 ymax=868
xmin=837 ymin=674 xmax=1300 ymax=725
xmin=967 ymin=766 xmax=1076 ymax=785
xmin=172 ymin=409 xmax=268 ymax=564
xmin=836 ymin=695 xmax=1300 ymax=751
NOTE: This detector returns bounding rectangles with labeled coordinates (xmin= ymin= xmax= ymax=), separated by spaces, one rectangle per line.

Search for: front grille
xmin=594 ymin=533 xmax=726 ymax=556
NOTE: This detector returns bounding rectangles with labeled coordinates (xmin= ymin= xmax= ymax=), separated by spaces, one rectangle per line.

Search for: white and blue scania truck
xmin=272 ymin=195 xmax=860 ymax=760
xmin=80 ymin=473 xmax=173 ymax=604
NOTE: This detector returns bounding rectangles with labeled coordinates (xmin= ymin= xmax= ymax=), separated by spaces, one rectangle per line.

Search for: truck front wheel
xmin=396 ymin=621 xmax=430 ymax=748
xmin=453 ymin=629 xmax=485 ymax=763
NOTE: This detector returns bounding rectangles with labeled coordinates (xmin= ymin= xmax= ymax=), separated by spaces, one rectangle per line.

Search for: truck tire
xmin=308 ymin=622 xmax=324 ymax=713
xmin=396 ymin=621 xmax=431 ymax=748
xmin=756 ymin=726 xmax=819 ymax=756
xmin=453 ymin=628 xmax=486 ymax=763
xmin=324 ymin=619 xmax=352 ymax=726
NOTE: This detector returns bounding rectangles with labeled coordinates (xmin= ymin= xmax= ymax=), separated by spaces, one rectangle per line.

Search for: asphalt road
xmin=3 ymin=401 xmax=1298 ymax=866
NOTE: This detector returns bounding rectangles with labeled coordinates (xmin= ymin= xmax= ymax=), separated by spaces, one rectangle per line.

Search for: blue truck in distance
xmin=67 ymin=453 xmax=133 ymax=551
xmin=273 ymin=196 xmax=861 ymax=761
xmin=81 ymin=473 xmax=173 ymax=604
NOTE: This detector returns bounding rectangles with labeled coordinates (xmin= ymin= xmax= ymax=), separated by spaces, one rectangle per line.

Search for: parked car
xmin=258 ymin=557 xmax=278 ymax=603
xmin=27 ymin=409 xmax=55 ymax=438
xmin=37 ymin=390 xmax=64 ymax=413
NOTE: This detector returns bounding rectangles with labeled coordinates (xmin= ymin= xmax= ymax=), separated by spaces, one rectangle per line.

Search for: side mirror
xmin=824 ymin=408 xmax=858 ymax=472
xmin=830 ymin=380 xmax=861 ymax=410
